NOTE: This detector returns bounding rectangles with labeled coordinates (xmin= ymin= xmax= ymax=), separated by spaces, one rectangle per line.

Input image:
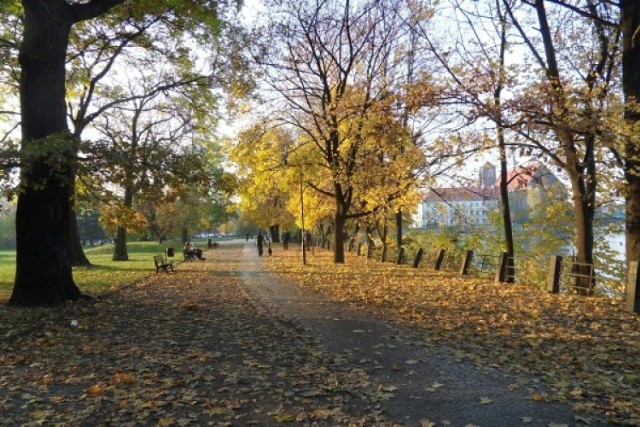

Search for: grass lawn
xmin=0 ymin=240 xmax=186 ymax=303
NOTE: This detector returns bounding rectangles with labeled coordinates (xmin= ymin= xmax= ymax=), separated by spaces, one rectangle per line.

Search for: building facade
xmin=412 ymin=162 xmax=563 ymax=229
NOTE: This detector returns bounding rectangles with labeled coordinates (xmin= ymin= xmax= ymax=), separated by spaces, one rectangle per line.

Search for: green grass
xmin=0 ymin=240 xmax=185 ymax=303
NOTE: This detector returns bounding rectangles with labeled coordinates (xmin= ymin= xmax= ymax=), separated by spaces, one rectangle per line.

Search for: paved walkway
xmin=0 ymin=240 xmax=611 ymax=426
xmin=240 ymin=241 xmax=608 ymax=427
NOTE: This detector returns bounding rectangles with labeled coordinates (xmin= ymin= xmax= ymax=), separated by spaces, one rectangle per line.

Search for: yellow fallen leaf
xmin=87 ymin=384 xmax=102 ymax=396
xmin=157 ymin=417 xmax=175 ymax=427
xmin=479 ymin=397 xmax=493 ymax=404
xmin=112 ymin=372 xmax=135 ymax=385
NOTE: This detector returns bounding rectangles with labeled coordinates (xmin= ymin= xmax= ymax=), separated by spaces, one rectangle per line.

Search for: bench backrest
xmin=154 ymin=255 xmax=165 ymax=266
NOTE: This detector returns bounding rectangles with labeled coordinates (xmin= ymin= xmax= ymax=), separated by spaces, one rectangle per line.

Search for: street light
xmin=299 ymin=163 xmax=306 ymax=265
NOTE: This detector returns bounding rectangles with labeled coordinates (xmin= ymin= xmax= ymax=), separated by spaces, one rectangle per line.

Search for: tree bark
xmin=395 ymin=208 xmax=402 ymax=252
xmin=380 ymin=221 xmax=388 ymax=262
xmin=10 ymin=2 xmax=82 ymax=306
xmin=333 ymin=204 xmax=346 ymax=263
xmin=112 ymin=226 xmax=129 ymax=261
xmin=497 ymin=135 xmax=515 ymax=283
xmin=495 ymin=10 xmax=515 ymax=283
xmin=270 ymin=225 xmax=280 ymax=243
xmin=622 ymin=0 xmax=640 ymax=267
xmin=112 ymin=186 xmax=132 ymax=261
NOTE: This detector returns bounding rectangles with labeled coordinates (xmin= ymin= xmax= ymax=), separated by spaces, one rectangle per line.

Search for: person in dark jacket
xmin=283 ymin=230 xmax=291 ymax=250
xmin=257 ymin=230 xmax=265 ymax=256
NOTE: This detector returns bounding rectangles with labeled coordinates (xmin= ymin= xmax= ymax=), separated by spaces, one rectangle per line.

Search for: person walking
xmin=257 ymin=230 xmax=265 ymax=256
xmin=283 ymin=230 xmax=291 ymax=250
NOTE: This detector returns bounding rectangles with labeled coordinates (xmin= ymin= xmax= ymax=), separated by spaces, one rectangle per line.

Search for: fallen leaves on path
xmin=0 ymin=251 xmax=392 ymax=426
xmin=265 ymin=248 xmax=640 ymax=425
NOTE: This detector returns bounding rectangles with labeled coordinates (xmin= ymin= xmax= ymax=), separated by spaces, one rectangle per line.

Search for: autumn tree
xmin=409 ymin=0 xmax=519 ymax=280
xmin=504 ymin=0 xmax=620 ymax=293
xmin=534 ymin=0 xmax=640 ymax=303
xmin=256 ymin=0 xmax=432 ymax=263
xmin=228 ymin=124 xmax=298 ymax=241
xmin=65 ymin=5 xmax=250 ymax=265
xmin=92 ymin=72 xmax=216 ymax=260
xmin=7 ymin=0 xmax=244 ymax=307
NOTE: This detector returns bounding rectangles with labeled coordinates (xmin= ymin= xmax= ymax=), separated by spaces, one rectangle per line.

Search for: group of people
xmin=183 ymin=241 xmax=206 ymax=261
xmin=254 ymin=229 xmax=314 ymax=256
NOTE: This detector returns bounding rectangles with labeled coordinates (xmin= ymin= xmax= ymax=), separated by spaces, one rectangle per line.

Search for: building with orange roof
xmin=412 ymin=162 xmax=564 ymax=229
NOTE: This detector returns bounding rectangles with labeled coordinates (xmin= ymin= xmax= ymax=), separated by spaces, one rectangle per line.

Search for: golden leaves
xmin=0 ymin=246 xmax=393 ymax=425
xmin=265 ymin=247 xmax=640 ymax=424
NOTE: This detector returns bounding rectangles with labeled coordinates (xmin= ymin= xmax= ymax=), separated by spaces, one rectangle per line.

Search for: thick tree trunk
xmin=498 ymin=147 xmax=515 ymax=283
xmin=625 ymin=154 xmax=640 ymax=264
xmin=380 ymin=222 xmax=388 ymax=262
xmin=10 ymin=4 xmax=82 ymax=306
xmin=182 ymin=226 xmax=189 ymax=244
xmin=112 ymin=226 xmax=129 ymax=261
xmin=270 ymin=225 xmax=280 ymax=243
xmin=569 ymin=172 xmax=596 ymax=295
xmin=622 ymin=1 xmax=640 ymax=266
xmin=395 ymin=209 xmax=402 ymax=252
xmin=333 ymin=208 xmax=346 ymax=264
xmin=113 ymin=187 xmax=133 ymax=261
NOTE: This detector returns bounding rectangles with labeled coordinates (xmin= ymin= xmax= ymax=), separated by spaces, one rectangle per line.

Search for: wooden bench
xmin=154 ymin=255 xmax=174 ymax=274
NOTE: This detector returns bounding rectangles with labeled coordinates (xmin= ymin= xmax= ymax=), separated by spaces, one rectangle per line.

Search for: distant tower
xmin=479 ymin=162 xmax=496 ymax=188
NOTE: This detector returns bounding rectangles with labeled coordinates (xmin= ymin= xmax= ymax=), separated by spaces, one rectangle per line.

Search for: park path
xmin=240 ymin=240 xmax=609 ymax=427
xmin=0 ymin=240 xmax=610 ymax=426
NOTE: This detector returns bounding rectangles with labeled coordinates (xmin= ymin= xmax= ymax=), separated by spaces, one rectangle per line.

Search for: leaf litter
xmin=2 ymin=243 xmax=640 ymax=425
xmin=264 ymin=248 xmax=640 ymax=426
xmin=0 ymin=249 xmax=394 ymax=426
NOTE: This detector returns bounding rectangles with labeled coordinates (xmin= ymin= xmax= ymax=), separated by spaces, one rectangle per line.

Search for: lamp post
xmin=299 ymin=163 xmax=306 ymax=265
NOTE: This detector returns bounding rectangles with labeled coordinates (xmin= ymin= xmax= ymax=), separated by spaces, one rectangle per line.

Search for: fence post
xmin=547 ymin=255 xmax=563 ymax=294
xmin=357 ymin=242 xmax=363 ymax=256
xmin=626 ymin=261 xmax=640 ymax=313
xmin=396 ymin=247 xmax=405 ymax=265
xmin=460 ymin=250 xmax=474 ymax=276
xmin=413 ymin=248 xmax=424 ymax=268
xmin=495 ymin=252 xmax=508 ymax=283
xmin=434 ymin=249 xmax=446 ymax=271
